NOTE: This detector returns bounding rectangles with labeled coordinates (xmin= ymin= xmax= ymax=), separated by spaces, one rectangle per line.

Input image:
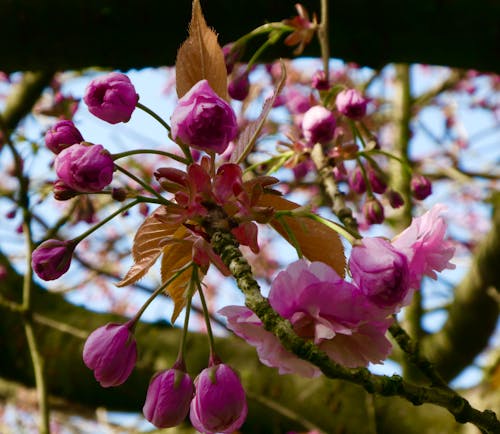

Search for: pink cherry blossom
xmin=220 ymin=260 xmax=393 ymax=377
xmin=393 ymin=204 xmax=455 ymax=288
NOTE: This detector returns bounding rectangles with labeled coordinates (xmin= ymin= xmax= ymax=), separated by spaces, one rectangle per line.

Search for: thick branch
xmin=422 ymin=198 xmax=500 ymax=381
xmin=1 ymin=0 xmax=499 ymax=73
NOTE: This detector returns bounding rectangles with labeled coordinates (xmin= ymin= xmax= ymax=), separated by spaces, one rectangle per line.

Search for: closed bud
xmin=363 ymin=198 xmax=384 ymax=224
xmin=53 ymin=180 xmax=78 ymax=201
xmin=348 ymin=166 xmax=366 ymax=194
xmin=84 ymin=72 xmax=139 ymax=124
xmin=387 ymin=189 xmax=404 ymax=209
xmin=171 ymin=80 xmax=238 ymax=154
xmin=190 ymin=363 xmax=247 ymax=434
xmin=45 ymin=120 xmax=84 ymax=154
xmin=410 ymin=175 xmax=432 ymax=200
xmin=311 ymin=70 xmax=330 ymax=90
xmin=228 ymin=72 xmax=250 ymax=101
xmin=83 ymin=321 xmax=137 ymax=387
xmin=367 ymin=166 xmax=387 ymax=194
xmin=54 ymin=143 xmax=114 ymax=193
xmin=32 ymin=239 xmax=76 ymax=281
xmin=336 ymin=88 xmax=368 ymax=120
xmin=301 ymin=105 xmax=336 ymax=144
xmin=143 ymin=367 xmax=194 ymax=428
xmin=111 ymin=187 xmax=127 ymax=202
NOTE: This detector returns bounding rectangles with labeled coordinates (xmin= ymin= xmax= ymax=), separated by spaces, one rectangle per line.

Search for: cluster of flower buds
xmin=81 ymin=318 xmax=247 ymax=432
xmin=221 ymin=204 xmax=455 ymax=376
xmin=44 ymin=72 xmax=141 ymax=197
xmin=143 ymin=360 xmax=247 ymax=432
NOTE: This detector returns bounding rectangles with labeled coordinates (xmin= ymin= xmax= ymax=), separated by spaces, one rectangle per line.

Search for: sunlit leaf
xmin=116 ymin=206 xmax=177 ymax=287
xmin=230 ymin=60 xmax=287 ymax=164
xmin=160 ymin=226 xmax=199 ymax=323
xmin=259 ymin=194 xmax=346 ymax=276
xmin=175 ymin=0 xmax=228 ymax=100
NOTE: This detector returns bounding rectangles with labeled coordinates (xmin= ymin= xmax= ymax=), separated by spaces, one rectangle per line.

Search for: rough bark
xmin=421 ymin=197 xmax=500 ymax=381
xmin=1 ymin=0 xmax=499 ymax=73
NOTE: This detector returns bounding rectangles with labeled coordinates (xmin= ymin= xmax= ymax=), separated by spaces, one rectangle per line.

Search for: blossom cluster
xmin=82 ymin=321 xmax=247 ymax=433
xmin=31 ymin=62 xmax=457 ymax=434
xmin=221 ymin=205 xmax=455 ymax=376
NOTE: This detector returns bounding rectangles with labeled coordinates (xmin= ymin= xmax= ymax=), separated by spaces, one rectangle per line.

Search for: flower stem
xmin=114 ymin=164 xmax=171 ymax=204
xmin=196 ymin=273 xmax=216 ymax=358
xmin=73 ymin=199 xmax=140 ymax=244
xmin=318 ymin=0 xmax=330 ymax=77
xmin=177 ymin=267 xmax=197 ymax=363
xmin=136 ymin=102 xmax=171 ymax=133
xmin=113 ymin=149 xmax=189 ymax=165
xmin=131 ymin=262 xmax=194 ymax=326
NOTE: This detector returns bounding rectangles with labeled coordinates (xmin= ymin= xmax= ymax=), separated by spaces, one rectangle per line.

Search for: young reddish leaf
xmin=258 ymin=194 xmax=346 ymax=277
xmin=230 ymin=60 xmax=287 ymax=164
xmin=160 ymin=226 xmax=200 ymax=323
xmin=116 ymin=206 xmax=178 ymax=287
xmin=176 ymin=0 xmax=228 ymax=100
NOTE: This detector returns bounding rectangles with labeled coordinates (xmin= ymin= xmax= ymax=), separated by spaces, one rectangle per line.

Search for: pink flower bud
xmin=171 ymin=80 xmax=238 ymax=154
xmin=350 ymin=238 xmax=410 ymax=310
xmin=311 ymin=70 xmax=330 ymax=90
xmin=53 ymin=180 xmax=78 ymax=201
xmin=410 ymin=175 xmax=432 ymax=200
xmin=336 ymin=89 xmax=368 ymax=120
xmin=84 ymin=72 xmax=139 ymax=124
xmin=285 ymin=88 xmax=311 ymax=115
xmin=31 ymin=239 xmax=75 ymax=281
xmin=301 ymin=105 xmax=336 ymax=144
xmin=143 ymin=368 xmax=194 ymax=428
xmin=363 ymin=198 xmax=384 ymax=224
xmin=228 ymin=72 xmax=250 ymax=101
xmin=190 ymin=363 xmax=247 ymax=434
xmin=83 ymin=321 xmax=137 ymax=387
xmin=222 ymin=43 xmax=240 ymax=74
xmin=367 ymin=166 xmax=387 ymax=194
xmin=54 ymin=143 xmax=114 ymax=192
xmin=387 ymin=189 xmax=404 ymax=209
xmin=348 ymin=166 xmax=366 ymax=194
xmin=393 ymin=204 xmax=455 ymax=288
xmin=44 ymin=120 xmax=84 ymax=154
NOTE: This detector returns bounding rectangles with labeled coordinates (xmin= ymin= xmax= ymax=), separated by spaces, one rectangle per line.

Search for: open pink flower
xmin=220 ymin=260 xmax=393 ymax=377
xmin=393 ymin=204 xmax=455 ymax=288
